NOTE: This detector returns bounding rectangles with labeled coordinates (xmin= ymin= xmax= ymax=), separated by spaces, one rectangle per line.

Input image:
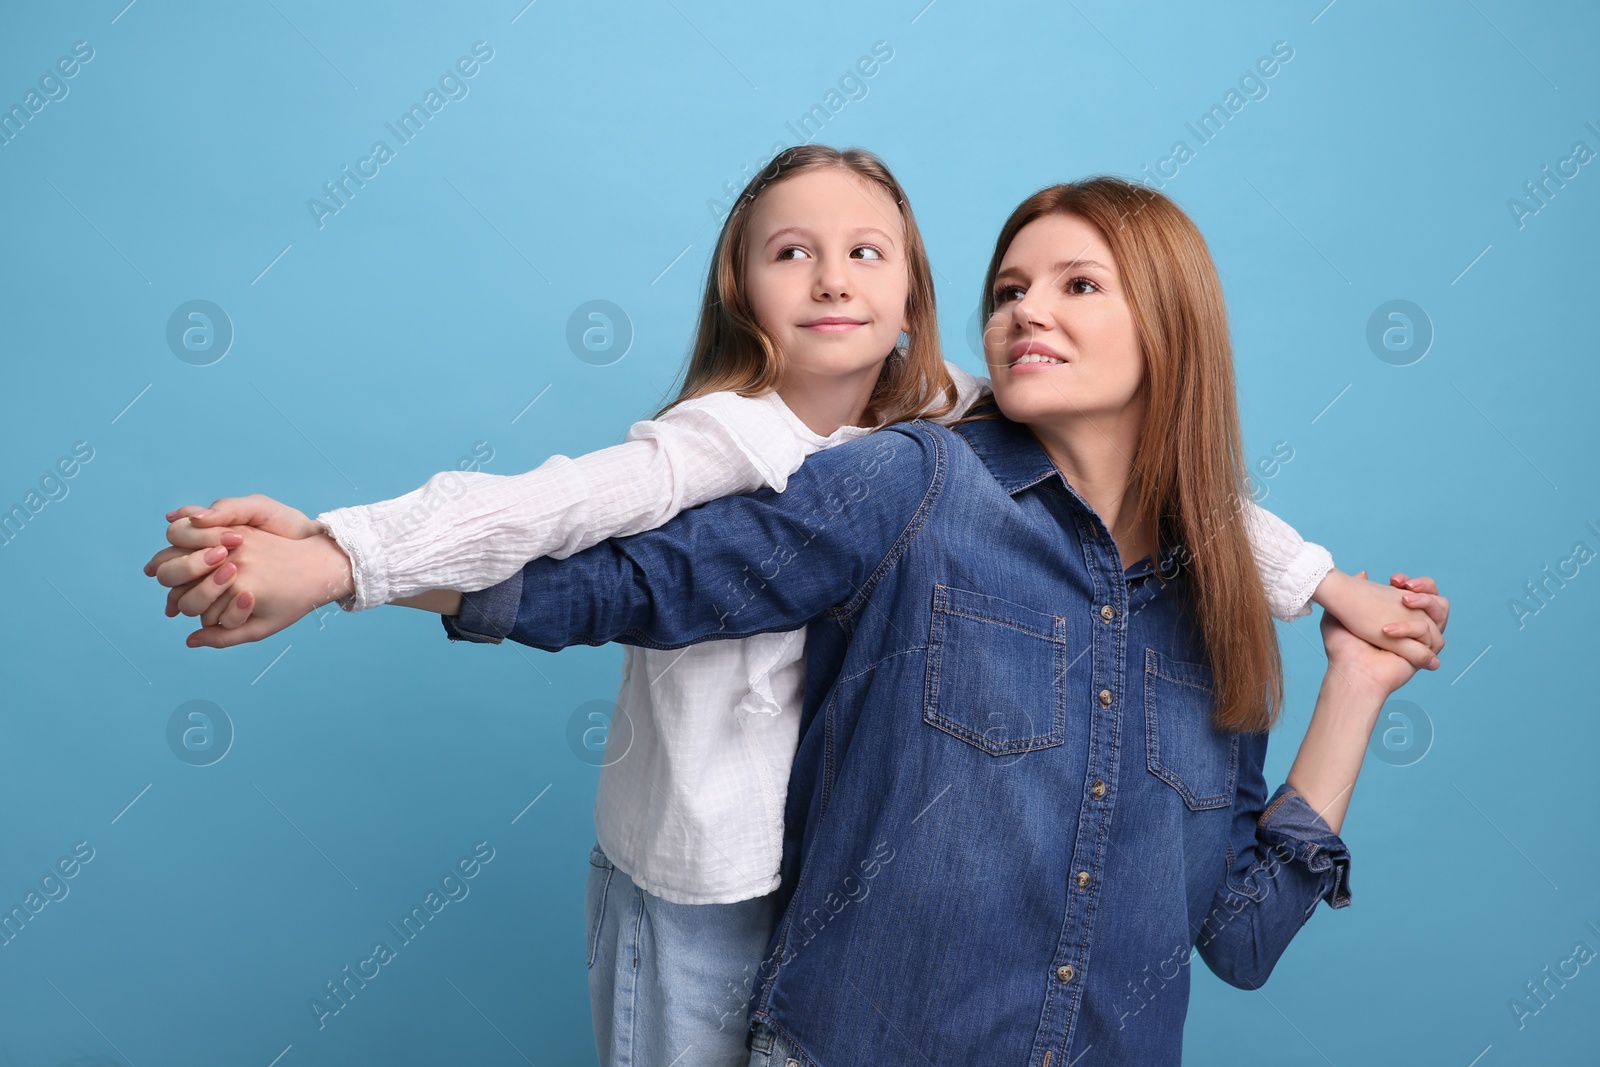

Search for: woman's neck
xmin=1029 ymin=402 xmax=1153 ymax=569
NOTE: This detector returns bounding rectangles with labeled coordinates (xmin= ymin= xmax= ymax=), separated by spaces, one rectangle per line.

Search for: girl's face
xmin=742 ymin=168 xmax=911 ymax=393
xmin=983 ymin=213 xmax=1145 ymax=429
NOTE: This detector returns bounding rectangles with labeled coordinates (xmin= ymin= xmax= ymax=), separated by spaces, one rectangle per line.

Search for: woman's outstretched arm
xmin=440 ymin=426 xmax=944 ymax=653
xmin=1195 ymin=582 xmax=1447 ymax=989
xmin=1285 ymin=576 xmax=1448 ymax=834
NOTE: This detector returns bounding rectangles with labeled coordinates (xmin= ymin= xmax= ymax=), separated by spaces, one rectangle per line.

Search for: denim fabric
xmin=585 ymin=843 xmax=780 ymax=1067
xmin=745 ymin=1020 xmax=803 ymax=1067
xmin=445 ymin=412 xmax=1353 ymax=1066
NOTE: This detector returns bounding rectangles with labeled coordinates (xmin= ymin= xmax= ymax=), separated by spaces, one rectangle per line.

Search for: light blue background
xmin=2 ymin=1 xmax=1596 ymax=1064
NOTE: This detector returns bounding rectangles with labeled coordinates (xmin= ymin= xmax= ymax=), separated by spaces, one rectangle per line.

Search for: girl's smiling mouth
xmin=801 ymin=317 xmax=868 ymax=332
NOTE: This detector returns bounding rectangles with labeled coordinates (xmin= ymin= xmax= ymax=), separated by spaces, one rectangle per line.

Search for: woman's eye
xmin=1066 ymin=276 xmax=1100 ymax=295
xmin=852 ymin=245 xmax=885 ymax=261
xmin=993 ymin=284 xmax=1024 ymax=305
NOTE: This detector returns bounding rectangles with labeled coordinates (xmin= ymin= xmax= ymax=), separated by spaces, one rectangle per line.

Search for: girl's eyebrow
xmin=762 ymin=225 xmax=898 ymax=249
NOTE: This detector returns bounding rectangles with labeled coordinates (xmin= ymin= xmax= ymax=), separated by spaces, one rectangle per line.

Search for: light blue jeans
xmin=586 ymin=843 xmax=781 ymax=1067
xmin=745 ymin=1021 xmax=804 ymax=1067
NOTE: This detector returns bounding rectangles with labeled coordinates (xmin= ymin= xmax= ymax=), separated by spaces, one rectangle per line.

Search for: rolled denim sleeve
xmin=441 ymin=570 xmax=525 ymax=643
xmin=1194 ymin=732 xmax=1353 ymax=990
xmin=438 ymin=424 xmax=942 ymax=653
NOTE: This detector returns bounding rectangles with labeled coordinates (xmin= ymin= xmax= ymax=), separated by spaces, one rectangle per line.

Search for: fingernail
xmin=195 ymin=508 xmax=214 ymax=518
xmin=204 ymin=546 xmax=227 ymax=564
xmin=213 ymin=563 xmax=235 ymax=584
xmin=221 ymin=532 xmax=243 ymax=545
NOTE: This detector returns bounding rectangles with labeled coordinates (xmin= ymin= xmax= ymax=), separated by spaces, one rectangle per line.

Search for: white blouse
xmin=316 ymin=363 xmax=1334 ymax=904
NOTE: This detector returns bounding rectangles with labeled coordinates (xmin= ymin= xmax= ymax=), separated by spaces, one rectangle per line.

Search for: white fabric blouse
xmin=317 ymin=363 xmax=1334 ymax=904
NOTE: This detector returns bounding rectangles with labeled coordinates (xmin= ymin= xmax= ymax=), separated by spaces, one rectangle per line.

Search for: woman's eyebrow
xmin=994 ymin=258 xmax=1113 ymax=283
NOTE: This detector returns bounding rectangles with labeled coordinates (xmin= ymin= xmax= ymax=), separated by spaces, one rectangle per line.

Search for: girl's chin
xmin=788 ymin=352 xmax=895 ymax=377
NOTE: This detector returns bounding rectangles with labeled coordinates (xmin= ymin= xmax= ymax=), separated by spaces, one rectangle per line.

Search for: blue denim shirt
xmin=443 ymin=413 xmax=1353 ymax=1066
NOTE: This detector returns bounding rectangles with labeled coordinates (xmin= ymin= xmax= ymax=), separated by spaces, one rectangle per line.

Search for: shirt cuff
xmin=439 ymin=570 xmax=525 ymax=644
xmin=1274 ymin=540 xmax=1335 ymax=621
xmin=315 ymin=511 xmax=385 ymax=613
xmin=1256 ymin=783 xmax=1353 ymax=919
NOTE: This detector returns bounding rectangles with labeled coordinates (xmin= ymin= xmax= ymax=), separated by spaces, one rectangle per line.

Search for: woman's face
xmin=983 ymin=213 xmax=1145 ymax=429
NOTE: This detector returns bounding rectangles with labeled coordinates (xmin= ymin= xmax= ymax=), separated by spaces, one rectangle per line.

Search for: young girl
xmin=146 ymin=151 xmax=1442 ymax=1065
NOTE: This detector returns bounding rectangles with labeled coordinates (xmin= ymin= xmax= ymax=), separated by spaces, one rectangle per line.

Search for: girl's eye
xmin=777 ymin=246 xmax=811 ymax=261
xmin=1066 ymin=276 xmax=1100 ymax=295
xmin=993 ymin=284 xmax=1025 ymax=305
xmin=851 ymin=245 xmax=885 ymax=261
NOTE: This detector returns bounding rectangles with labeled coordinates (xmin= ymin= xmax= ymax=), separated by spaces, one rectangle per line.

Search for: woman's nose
xmin=1009 ymin=293 xmax=1049 ymax=333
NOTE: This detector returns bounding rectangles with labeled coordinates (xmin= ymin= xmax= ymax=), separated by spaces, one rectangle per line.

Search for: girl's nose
xmin=814 ymin=257 xmax=851 ymax=300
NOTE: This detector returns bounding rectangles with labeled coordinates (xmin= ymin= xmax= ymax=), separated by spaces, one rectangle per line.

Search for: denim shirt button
xmin=1076 ymin=870 xmax=1090 ymax=890
xmin=1055 ymin=964 xmax=1075 ymax=983
xmin=1090 ymin=779 xmax=1106 ymax=799
xmin=1098 ymin=688 xmax=1113 ymax=707
xmin=1099 ymin=604 xmax=1115 ymax=622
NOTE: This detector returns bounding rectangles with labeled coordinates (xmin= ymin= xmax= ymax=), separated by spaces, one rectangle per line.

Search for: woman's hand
xmin=1318 ymin=572 xmax=1446 ymax=697
xmin=179 ymin=526 xmax=357 ymax=648
xmin=144 ymin=495 xmax=323 ymax=623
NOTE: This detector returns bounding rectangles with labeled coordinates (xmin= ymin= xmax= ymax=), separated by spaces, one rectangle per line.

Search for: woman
xmin=433 ymin=177 xmax=1447 ymax=1065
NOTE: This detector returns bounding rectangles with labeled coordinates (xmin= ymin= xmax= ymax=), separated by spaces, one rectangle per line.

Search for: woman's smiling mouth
xmin=1009 ymin=341 xmax=1066 ymax=368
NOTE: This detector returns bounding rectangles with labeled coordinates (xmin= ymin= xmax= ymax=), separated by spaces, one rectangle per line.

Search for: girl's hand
xmin=1312 ymin=568 xmax=1445 ymax=671
xmin=181 ymin=526 xmax=356 ymax=649
xmin=165 ymin=495 xmax=322 ymax=539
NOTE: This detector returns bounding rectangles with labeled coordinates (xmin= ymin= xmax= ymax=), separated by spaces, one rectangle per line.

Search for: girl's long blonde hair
xmin=656 ymin=145 xmax=955 ymax=427
xmin=980 ymin=178 xmax=1282 ymax=734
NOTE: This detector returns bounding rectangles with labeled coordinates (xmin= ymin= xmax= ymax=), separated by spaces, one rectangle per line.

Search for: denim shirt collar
xmin=950 ymin=411 xmax=1185 ymax=579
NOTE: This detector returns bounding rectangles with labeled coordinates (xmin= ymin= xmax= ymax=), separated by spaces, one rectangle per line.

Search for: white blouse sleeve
xmin=316 ymin=391 xmax=818 ymax=611
xmin=1243 ymin=502 xmax=1335 ymax=621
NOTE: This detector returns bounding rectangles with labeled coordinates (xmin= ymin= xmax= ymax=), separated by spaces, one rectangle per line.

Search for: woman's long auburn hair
xmin=655 ymin=145 xmax=956 ymax=426
xmin=979 ymin=178 xmax=1282 ymax=734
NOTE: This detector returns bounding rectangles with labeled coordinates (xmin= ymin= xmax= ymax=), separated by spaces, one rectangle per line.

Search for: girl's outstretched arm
xmin=151 ymin=389 xmax=839 ymax=635
xmin=183 ymin=423 xmax=943 ymax=649
xmin=1242 ymin=502 xmax=1444 ymax=670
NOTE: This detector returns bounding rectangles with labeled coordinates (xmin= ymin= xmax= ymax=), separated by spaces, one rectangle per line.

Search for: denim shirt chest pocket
xmin=1144 ymin=647 xmax=1238 ymax=809
xmin=923 ymin=584 xmax=1069 ymax=756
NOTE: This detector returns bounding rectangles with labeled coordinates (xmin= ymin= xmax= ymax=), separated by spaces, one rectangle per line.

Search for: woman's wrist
xmin=392 ymin=589 xmax=463 ymax=615
xmin=1285 ymin=663 xmax=1388 ymax=835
